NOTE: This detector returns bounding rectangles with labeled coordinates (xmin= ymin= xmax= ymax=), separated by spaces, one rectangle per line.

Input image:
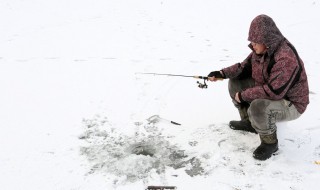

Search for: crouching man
xmin=208 ymin=15 xmax=309 ymax=160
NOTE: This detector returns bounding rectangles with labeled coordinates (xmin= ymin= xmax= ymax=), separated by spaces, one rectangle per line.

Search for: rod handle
xmin=194 ymin=76 xmax=223 ymax=80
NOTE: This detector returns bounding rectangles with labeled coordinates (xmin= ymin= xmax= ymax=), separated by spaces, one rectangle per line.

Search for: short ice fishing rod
xmin=136 ymin=72 xmax=212 ymax=89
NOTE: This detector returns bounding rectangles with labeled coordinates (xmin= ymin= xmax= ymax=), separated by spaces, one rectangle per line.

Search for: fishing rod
xmin=135 ymin=72 xmax=222 ymax=89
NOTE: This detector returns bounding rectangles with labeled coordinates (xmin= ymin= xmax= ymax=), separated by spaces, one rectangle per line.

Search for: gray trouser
xmin=228 ymin=78 xmax=301 ymax=135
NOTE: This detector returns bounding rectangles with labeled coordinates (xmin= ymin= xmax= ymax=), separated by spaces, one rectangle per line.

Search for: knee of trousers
xmin=247 ymin=99 xmax=273 ymax=132
xmin=228 ymin=78 xmax=255 ymax=98
xmin=228 ymin=79 xmax=238 ymax=98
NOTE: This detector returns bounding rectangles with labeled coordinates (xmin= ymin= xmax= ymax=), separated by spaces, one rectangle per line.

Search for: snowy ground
xmin=1 ymin=0 xmax=320 ymax=189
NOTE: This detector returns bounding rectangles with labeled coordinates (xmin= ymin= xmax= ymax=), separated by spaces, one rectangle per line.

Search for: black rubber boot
xmin=229 ymin=105 xmax=257 ymax=133
xmin=253 ymin=132 xmax=278 ymax=160
xmin=229 ymin=119 xmax=257 ymax=133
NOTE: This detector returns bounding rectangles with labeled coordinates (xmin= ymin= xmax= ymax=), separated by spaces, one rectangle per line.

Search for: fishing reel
xmin=197 ymin=79 xmax=208 ymax=89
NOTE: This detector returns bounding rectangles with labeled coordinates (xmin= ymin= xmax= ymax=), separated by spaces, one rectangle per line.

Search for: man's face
xmin=251 ymin=42 xmax=267 ymax=55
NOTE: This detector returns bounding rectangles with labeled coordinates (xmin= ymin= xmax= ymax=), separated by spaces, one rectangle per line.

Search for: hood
xmin=248 ymin=15 xmax=284 ymax=55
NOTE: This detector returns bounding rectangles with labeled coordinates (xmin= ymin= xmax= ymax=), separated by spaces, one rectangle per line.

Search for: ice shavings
xmin=79 ymin=115 xmax=210 ymax=186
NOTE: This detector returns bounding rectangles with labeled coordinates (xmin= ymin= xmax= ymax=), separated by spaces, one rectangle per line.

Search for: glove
xmin=207 ymin=71 xmax=225 ymax=79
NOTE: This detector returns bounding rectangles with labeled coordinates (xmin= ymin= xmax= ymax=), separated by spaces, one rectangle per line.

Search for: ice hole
xmin=130 ymin=144 xmax=157 ymax=157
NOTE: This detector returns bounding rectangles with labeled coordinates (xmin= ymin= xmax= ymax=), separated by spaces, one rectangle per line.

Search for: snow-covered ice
xmin=1 ymin=0 xmax=320 ymax=189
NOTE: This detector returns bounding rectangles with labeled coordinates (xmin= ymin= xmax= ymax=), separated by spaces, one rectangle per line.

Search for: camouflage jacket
xmin=222 ymin=15 xmax=309 ymax=114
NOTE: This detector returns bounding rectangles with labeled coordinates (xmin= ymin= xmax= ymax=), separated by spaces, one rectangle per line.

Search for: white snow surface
xmin=1 ymin=0 xmax=320 ymax=189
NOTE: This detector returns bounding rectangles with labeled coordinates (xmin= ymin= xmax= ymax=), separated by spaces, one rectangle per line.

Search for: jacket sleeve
xmin=241 ymin=50 xmax=301 ymax=102
xmin=222 ymin=52 xmax=253 ymax=79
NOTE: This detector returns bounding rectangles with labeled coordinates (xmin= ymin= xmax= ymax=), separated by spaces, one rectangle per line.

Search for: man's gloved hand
xmin=207 ymin=71 xmax=225 ymax=81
